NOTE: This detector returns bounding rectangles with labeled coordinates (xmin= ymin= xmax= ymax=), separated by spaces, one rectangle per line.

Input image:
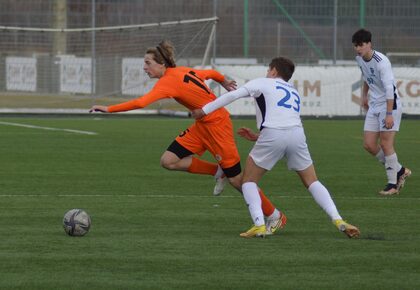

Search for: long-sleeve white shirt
xmin=203 ymin=77 xmax=302 ymax=130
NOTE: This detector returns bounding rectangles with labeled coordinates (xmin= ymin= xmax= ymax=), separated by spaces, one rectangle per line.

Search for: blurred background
xmin=2 ymin=0 xmax=419 ymax=64
xmin=1 ymin=0 xmax=419 ymax=114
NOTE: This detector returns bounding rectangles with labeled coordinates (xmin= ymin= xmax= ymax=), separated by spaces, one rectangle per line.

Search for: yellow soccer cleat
xmin=240 ymin=225 xmax=266 ymax=238
xmin=334 ymin=219 xmax=360 ymax=239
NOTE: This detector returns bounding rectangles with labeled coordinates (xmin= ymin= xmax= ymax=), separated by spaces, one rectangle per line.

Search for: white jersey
xmin=202 ymin=77 xmax=302 ymax=130
xmin=355 ymin=50 xmax=399 ymax=111
xmin=243 ymin=77 xmax=302 ymax=130
xmin=202 ymin=77 xmax=311 ymax=171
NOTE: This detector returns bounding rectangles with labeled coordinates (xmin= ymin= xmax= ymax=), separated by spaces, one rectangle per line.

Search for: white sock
xmin=308 ymin=181 xmax=342 ymax=221
xmin=242 ymin=182 xmax=265 ymax=226
xmin=385 ymin=153 xmax=402 ymax=184
xmin=214 ymin=165 xmax=224 ymax=179
xmin=375 ymin=148 xmax=385 ymax=164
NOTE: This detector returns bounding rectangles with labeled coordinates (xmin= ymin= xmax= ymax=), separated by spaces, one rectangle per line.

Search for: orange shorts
xmin=175 ymin=115 xmax=241 ymax=170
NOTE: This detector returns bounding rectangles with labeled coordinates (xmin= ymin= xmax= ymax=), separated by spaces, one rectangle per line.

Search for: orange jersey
xmin=108 ymin=66 xmax=229 ymax=122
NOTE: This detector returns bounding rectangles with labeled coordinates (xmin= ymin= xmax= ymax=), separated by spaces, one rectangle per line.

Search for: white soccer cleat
xmin=396 ymin=167 xmax=411 ymax=191
xmin=213 ymin=175 xmax=227 ymax=196
xmin=379 ymin=184 xmax=399 ymax=195
xmin=265 ymin=212 xmax=287 ymax=235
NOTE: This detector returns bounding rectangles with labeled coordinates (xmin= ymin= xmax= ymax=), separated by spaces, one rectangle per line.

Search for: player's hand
xmin=89 ymin=105 xmax=108 ymax=113
xmin=237 ymin=127 xmax=259 ymax=141
xmin=191 ymin=109 xmax=206 ymax=119
xmin=221 ymin=79 xmax=237 ymax=92
xmin=384 ymin=115 xmax=394 ymax=129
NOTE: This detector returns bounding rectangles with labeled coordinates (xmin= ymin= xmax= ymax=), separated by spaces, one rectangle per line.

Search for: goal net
xmin=0 ymin=17 xmax=217 ymax=113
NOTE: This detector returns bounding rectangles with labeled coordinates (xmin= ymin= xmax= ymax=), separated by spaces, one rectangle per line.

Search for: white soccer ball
xmin=63 ymin=209 xmax=91 ymax=236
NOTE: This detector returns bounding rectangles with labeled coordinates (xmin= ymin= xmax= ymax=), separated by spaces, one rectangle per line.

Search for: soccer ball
xmin=63 ymin=209 xmax=91 ymax=236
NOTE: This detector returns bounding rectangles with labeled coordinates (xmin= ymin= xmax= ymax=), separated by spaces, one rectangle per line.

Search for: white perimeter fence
xmin=3 ymin=58 xmax=420 ymax=116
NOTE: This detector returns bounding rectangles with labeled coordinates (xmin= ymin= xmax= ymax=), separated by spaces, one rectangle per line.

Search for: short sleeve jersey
xmin=243 ymin=77 xmax=302 ymax=130
xmin=108 ymin=66 xmax=229 ymax=122
xmin=355 ymin=50 xmax=399 ymax=109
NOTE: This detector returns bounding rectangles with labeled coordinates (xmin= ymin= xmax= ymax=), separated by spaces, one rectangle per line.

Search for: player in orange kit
xmin=89 ymin=40 xmax=286 ymax=235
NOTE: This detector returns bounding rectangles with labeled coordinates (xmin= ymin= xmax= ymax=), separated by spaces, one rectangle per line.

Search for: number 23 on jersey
xmin=276 ymin=85 xmax=301 ymax=112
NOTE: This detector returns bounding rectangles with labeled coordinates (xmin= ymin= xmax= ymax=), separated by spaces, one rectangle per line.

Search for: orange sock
xmin=187 ymin=157 xmax=218 ymax=176
xmin=258 ymin=188 xmax=276 ymax=216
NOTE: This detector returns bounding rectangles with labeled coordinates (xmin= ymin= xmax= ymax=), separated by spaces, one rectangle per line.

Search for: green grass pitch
xmin=0 ymin=116 xmax=419 ymax=289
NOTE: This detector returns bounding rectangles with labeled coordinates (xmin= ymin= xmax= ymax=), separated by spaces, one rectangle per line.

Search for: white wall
xmin=215 ymin=65 xmax=420 ymax=116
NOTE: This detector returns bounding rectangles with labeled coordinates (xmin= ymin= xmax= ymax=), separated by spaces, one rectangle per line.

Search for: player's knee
xmin=160 ymin=156 xmax=177 ymax=170
xmin=379 ymin=139 xmax=393 ymax=151
xmin=363 ymin=141 xmax=376 ymax=154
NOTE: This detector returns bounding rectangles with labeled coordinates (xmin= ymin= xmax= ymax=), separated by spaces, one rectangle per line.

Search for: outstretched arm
xmin=89 ymin=105 xmax=109 ymax=113
xmin=221 ymin=79 xmax=237 ymax=92
xmin=191 ymin=87 xmax=250 ymax=119
xmin=196 ymin=69 xmax=237 ymax=91
xmin=89 ymin=82 xmax=171 ymax=113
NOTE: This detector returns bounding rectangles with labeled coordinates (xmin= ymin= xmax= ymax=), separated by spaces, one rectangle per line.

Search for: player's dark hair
xmin=269 ymin=57 xmax=295 ymax=81
xmin=146 ymin=40 xmax=176 ymax=68
xmin=352 ymin=28 xmax=372 ymax=45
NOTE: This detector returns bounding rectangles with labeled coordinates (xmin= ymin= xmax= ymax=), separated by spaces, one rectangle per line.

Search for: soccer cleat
xmin=265 ymin=212 xmax=287 ymax=235
xmin=334 ymin=219 xmax=360 ymax=239
xmin=239 ymin=225 xmax=266 ymax=238
xmin=213 ymin=175 xmax=227 ymax=196
xmin=396 ymin=167 xmax=411 ymax=191
xmin=379 ymin=183 xmax=399 ymax=195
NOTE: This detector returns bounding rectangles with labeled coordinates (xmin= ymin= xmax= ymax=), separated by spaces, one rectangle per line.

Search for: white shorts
xmin=249 ymin=126 xmax=313 ymax=171
xmin=364 ymin=105 xmax=402 ymax=132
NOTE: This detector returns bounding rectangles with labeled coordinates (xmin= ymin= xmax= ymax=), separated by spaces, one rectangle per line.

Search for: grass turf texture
xmin=0 ymin=116 xmax=419 ymax=289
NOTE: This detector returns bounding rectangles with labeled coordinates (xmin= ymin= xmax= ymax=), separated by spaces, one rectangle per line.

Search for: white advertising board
xmin=216 ymin=65 xmax=420 ymax=116
xmin=60 ymin=57 xmax=92 ymax=94
xmin=6 ymin=57 xmax=37 ymax=92
xmin=122 ymin=58 xmax=156 ymax=96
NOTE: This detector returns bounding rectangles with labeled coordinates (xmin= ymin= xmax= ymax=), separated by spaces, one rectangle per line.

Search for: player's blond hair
xmin=146 ymin=40 xmax=176 ymax=68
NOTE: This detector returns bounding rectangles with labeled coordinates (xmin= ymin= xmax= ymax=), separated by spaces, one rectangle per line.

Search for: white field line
xmin=0 ymin=121 xmax=97 ymax=135
xmin=0 ymin=194 xmax=419 ymax=201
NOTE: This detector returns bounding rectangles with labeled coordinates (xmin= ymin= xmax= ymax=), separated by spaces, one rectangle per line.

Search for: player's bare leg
xmin=297 ymin=165 xmax=360 ymax=238
xmin=160 ymin=151 xmax=193 ymax=171
xmin=227 ymin=168 xmax=280 ymax=220
xmin=378 ymin=131 xmax=405 ymax=195
xmin=363 ymin=131 xmax=380 ymax=156
xmin=240 ymin=156 xmax=285 ymax=236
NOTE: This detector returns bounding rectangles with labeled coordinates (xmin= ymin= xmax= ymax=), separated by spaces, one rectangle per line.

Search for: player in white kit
xmin=191 ymin=57 xmax=360 ymax=239
xmin=352 ymin=29 xmax=411 ymax=195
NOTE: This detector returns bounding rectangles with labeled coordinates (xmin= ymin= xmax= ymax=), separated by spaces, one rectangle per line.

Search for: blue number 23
xmin=276 ymin=86 xmax=300 ymax=112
